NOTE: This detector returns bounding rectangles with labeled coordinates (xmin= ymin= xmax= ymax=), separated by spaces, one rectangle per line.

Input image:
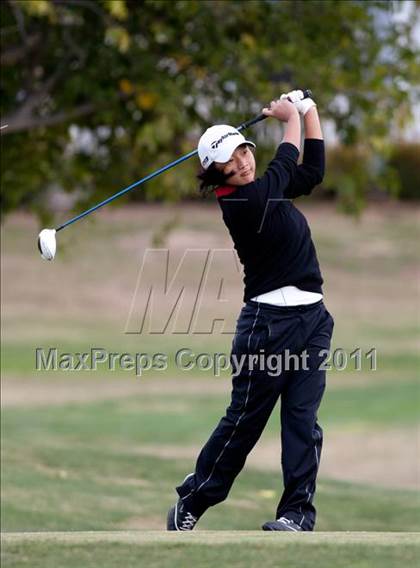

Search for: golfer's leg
xmin=177 ymin=370 xmax=282 ymax=517
xmin=276 ymin=312 xmax=334 ymax=530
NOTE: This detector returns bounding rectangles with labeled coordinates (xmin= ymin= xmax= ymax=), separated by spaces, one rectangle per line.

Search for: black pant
xmin=176 ymin=299 xmax=334 ymax=531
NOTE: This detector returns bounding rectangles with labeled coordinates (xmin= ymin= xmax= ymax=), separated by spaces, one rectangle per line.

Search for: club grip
xmin=237 ymin=89 xmax=313 ymax=131
xmin=300 ymin=89 xmax=313 ymax=100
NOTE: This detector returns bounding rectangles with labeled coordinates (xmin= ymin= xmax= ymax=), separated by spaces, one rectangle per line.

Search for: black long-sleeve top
xmin=215 ymin=139 xmax=325 ymax=302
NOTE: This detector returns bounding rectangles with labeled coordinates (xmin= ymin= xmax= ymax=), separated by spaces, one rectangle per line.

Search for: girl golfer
xmin=168 ymin=91 xmax=334 ymax=532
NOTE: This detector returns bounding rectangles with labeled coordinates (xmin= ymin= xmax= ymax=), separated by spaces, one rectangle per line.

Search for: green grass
xmin=2 ymin=205 xmax=420 ymax=566
xmin=2 ymin=533 xmax=420 ymax=568
xmin=320 ymin=378 xmax=419 ymax=426
xmin=2 ymin=374 xmax=418 ymax=452
xmin=2 ymin=396 xmax=420 ymax=533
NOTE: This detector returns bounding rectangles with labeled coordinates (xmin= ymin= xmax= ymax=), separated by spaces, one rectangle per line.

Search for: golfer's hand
xmin=281 ymin=90 xmax=316 ymax=116
xmin=262 ymin=99 xmax=299 ymax=122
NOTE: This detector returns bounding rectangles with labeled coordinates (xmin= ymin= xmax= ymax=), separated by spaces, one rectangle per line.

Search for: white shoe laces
xmin=276 ymin=517 xmax=300 ymax=531
xmin=180 ymin=512 xmax=197 ymax=530
xmin=278 ymin=517 xmax=293 ymax=524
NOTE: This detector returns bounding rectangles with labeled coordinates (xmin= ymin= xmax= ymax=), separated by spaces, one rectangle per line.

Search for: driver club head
xmin=38 ymin=229 xmax=57 ymax=261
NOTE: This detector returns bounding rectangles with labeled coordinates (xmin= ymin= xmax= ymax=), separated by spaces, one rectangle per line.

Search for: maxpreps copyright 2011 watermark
xmin=35 ymin=347 xmax=377 ymax=378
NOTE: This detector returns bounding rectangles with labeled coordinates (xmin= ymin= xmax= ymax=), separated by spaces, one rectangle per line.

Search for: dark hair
xmin=197 ymin=163 xmax=234 ymax=196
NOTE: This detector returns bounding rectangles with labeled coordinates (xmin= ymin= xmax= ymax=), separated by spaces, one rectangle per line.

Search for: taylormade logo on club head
xmin=210 ymin=131 xmax=240 ymax=150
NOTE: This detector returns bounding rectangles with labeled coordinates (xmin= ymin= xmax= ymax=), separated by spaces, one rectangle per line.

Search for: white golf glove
xmin=281 ymin=90 xmax=316 ymax=116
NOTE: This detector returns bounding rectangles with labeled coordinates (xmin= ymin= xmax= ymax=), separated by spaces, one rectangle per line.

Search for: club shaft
xmin=56 ymin=149 xmax=198 ymax=232
xmin=56 ymin=89 xmax=313 ymax=232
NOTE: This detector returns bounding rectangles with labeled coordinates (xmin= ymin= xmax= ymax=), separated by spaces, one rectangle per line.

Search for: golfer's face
xmin=216 ymin=144 xmax=256 ymax=186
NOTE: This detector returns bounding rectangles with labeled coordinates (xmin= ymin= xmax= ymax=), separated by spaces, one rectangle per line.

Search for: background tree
xmin=1 ymin=0 xmax=419 ymax=221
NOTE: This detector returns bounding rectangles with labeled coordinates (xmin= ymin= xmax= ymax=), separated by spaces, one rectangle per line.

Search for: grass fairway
xmin=2 ymin=204 xmax=420 ymax=567
xmin=2 ymin=393 xmax=420 ymax=533
xmin=2 ymin=532 xmax=420 ymax=568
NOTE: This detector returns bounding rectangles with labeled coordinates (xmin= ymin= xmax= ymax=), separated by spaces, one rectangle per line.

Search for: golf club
xmin=37 ymin=89 xmax=313 ymax=260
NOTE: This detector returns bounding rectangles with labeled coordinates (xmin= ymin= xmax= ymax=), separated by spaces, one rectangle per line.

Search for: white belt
xmin=251 ymin=285 xmax=323 ymax=307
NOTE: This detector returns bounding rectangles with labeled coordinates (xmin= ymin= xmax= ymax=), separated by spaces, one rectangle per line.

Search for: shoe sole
xmin=262 ymin=522 xmax=300 ymax=532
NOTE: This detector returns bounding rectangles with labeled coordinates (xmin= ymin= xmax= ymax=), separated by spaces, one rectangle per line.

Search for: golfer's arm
xmin=282 ymin=109 xmax=301 ymax=151
xmin=303 ymin=106 xmax=323 ymax=140
xmin=283 ymin=107 xmax=325 ymax=198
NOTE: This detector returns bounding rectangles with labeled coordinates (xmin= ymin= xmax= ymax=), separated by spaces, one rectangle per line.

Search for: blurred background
xmin=1 ymin=0 xmax=420 ymax=561
xmin=1 ymin=0 xmax=420 ymax=216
